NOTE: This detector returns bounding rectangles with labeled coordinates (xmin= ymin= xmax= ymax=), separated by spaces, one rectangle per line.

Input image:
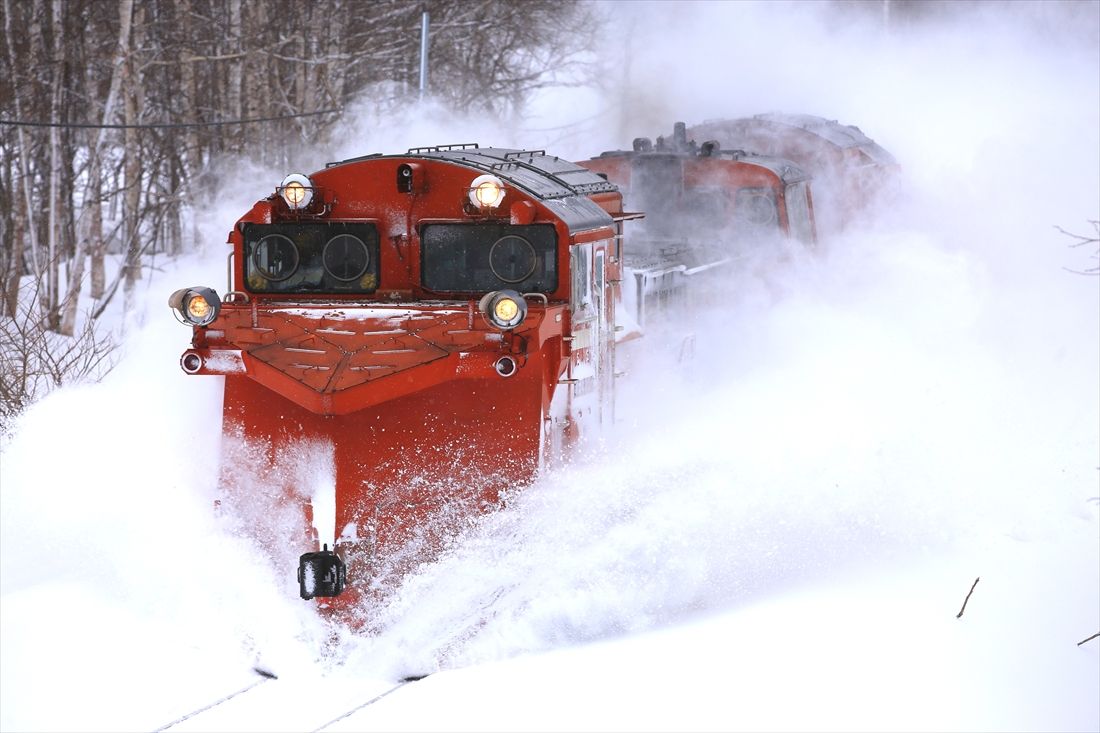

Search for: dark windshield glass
xmin=243 ymin=223 xmax=380 ymax=294
xmin=421 ymin=223 xmax=557 ymax=293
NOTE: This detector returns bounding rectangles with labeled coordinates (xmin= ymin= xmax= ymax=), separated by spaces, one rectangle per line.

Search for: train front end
xmin=170 ymin=147 xmax=624 ymax=615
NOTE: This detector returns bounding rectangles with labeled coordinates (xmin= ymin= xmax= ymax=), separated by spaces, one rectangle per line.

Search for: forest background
xmin=1 ymin=0 xmax=1094 ymax=433
xmin=0 ymin=0 xmax=599 ymax=430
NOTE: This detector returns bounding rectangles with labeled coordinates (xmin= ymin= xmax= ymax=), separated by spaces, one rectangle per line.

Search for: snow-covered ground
xmin=2 ymin=2 xmax=1098 ymax=731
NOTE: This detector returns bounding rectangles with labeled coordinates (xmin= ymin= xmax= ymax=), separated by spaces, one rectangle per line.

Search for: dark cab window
xmin=243 ymin=223 xmax=380 ymax=294
xmin=421 ymin=223 xmax=557 ymax=293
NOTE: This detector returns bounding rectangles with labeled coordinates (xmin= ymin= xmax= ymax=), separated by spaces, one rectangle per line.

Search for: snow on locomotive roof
xmin=593 ymin=146 xmax=811 ymax=185
xmin=695 ymin=113 xmax=898 ymax=167
xmin=328 ymin=145 xmax=618 ymax=233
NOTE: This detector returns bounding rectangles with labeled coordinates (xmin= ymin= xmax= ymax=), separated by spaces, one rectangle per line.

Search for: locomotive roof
xmin=695 ymin=113 xmax=898 ymax=167
xmin=329 ymin=145 xmax=618 ymax=232
xmin=594 ymin=147 xmax=811 ymax=185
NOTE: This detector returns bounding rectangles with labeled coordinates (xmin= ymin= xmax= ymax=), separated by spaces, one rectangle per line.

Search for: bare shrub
xmin=0 ymin=289 xmax=117 ymax=434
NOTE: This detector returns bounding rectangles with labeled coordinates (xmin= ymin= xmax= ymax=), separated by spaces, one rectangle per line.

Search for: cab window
xmin=732 ymin=187 xmax=779 ymax=232
xmin=420 ymin=223 xmax=557 ymax=293
xmin=243 ymin=223 xmax=380 ymax=294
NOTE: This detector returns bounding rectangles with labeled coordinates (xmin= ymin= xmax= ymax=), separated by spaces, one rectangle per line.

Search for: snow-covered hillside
xmin=2 ymin=2 xmax=1097 ymax=731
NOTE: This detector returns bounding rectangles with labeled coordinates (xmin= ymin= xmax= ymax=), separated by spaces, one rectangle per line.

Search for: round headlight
xmin=279 ymin=173 xmax=314 ymax=210
xmin=468 ymin=174 xmax=505 ymax=209
xmin=493 ymin=297 xmax=519 ymax=323
xmin=479 ymin=289 xmax=527 ymax=330
xmin=169 ymin=286 xmax=222 ymax=327
xmin=187 ymin=294 xmax=213 ymax=321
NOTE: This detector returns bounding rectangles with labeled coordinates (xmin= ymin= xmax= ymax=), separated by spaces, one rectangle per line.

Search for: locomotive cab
xmin=577 ymin=122 xmax=816 ymax=326
xmin=688 ymin=113 xmax=899 ymax=236
xmin=170 ymin=146 xmax=630 ymax=617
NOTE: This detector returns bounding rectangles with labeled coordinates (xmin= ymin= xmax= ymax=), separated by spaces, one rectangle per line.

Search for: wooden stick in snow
xmin=956 ymin=577 xmax=980 ymax=619
xmin=1077 ymin=633 xmax=1099 ymax=647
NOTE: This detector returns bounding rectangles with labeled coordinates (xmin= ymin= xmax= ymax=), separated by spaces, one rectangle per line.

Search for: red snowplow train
xmin=170 ymin=114 xmax=894 ymax=622
xmin=170 ymin=146 xmax=632 ymax=617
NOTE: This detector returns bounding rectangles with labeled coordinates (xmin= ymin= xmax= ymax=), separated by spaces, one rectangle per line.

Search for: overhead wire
xmin=0 ymin=107 xmax=343 ymax=130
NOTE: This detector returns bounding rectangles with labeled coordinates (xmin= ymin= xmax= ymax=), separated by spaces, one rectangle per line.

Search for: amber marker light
xmin=279 ymin=173 xmax=314 ymax=210
xmin=468 ymin=174 xmax=505 ymax=209
xmin=187 ymin=294 xmax=212 ymax=321
xmin=169 ymin=286 xmax=222 ymax=327
xmin=479 ymin=289 xmax=527 ymax=329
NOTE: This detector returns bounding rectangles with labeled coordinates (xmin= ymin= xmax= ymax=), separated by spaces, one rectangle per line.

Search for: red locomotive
xmin=170 ymin=146 xmax=633 ymax=616
xmin=577 ymin=121 xmax=817 ymax=326
xmin=169 ymin=116 xmax=893 ymax=622
xmin=577 ymin=116 xmax=896 ymax=326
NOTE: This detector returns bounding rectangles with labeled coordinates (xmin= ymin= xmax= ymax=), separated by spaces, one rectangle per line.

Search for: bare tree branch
xmin=1056 ymin=220 xmax=1099 ymax=276
xmin=956 ymin=576 xmax=980 ymax=618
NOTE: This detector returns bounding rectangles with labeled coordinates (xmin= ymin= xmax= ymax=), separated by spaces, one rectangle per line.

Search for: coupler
xmin=298 ymin=544 xmax=346 ymax=600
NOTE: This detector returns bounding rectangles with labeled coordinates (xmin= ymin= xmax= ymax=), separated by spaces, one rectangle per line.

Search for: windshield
xmin=243 ymin=223 xmax=380 ymax=294
xmin=420 ymin=223 xmax=558 ymax=293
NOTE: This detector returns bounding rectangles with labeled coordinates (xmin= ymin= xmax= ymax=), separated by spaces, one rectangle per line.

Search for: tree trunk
xmin=327 ymin=0 xmax=347 ymax=110
xmin=227 ymin=0 xmax=242 ymax=149
xmin=176 ymin=0 xmax=203 ymax=253
xmin=56 ymin=0 xmax=84 ymax=339
xmin=46 ymin=95 xmax=61 ymax=330
xmin=121 ymin=3 xmax=144 ymax=309
xmin=45 ymin=0 xmax=63 ymax=331
xmin=88 ymin=156 xmax=106 ymax=299
xmin=245 ymin=1 xmax=270 ymax=164
xmin=88 ymin=0 xmax=134 ymax=300
xmin=5 ymin=0 xmax=44 ymax=306
xmin=58 ymin=227 xmax=86 ymax=336
xmin=3 ymin=184 xmax=27 ymax=317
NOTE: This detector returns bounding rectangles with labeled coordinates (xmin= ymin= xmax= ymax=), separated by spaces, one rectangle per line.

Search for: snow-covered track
xmin=149 ymin=667 xmax=429 ymax=732
xmin=154 ymin=667 xmax=277 ymax=731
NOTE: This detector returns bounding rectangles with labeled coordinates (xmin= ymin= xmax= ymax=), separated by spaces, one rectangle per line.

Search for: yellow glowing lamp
xmin=493 ymin=296 xmax=520 ymax=323
xmin=187 ymin=294 xmax=212 ymax=321
xmin=168 ymin=286 xmax=221 ymax=327
xmin=479 ymin=289 xmax=527 ymax=330
xmin=468 ymin=174 xmax=506 ymax=209
xmin=279 ymin=173 xmax=314 ymax=210
xmin=284 ymin=181 xmax=306 ymax=206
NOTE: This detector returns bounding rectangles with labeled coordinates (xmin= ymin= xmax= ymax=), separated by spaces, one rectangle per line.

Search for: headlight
xmin=479 ymin=289 xmax=527 ymax=330
xmin=279 ymin=173 xmax=314 ymax=210
xmin=169 ymin=286 xmax=222 ymax=327
xmin=468 ymin=174 xmax=505 ymax=209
